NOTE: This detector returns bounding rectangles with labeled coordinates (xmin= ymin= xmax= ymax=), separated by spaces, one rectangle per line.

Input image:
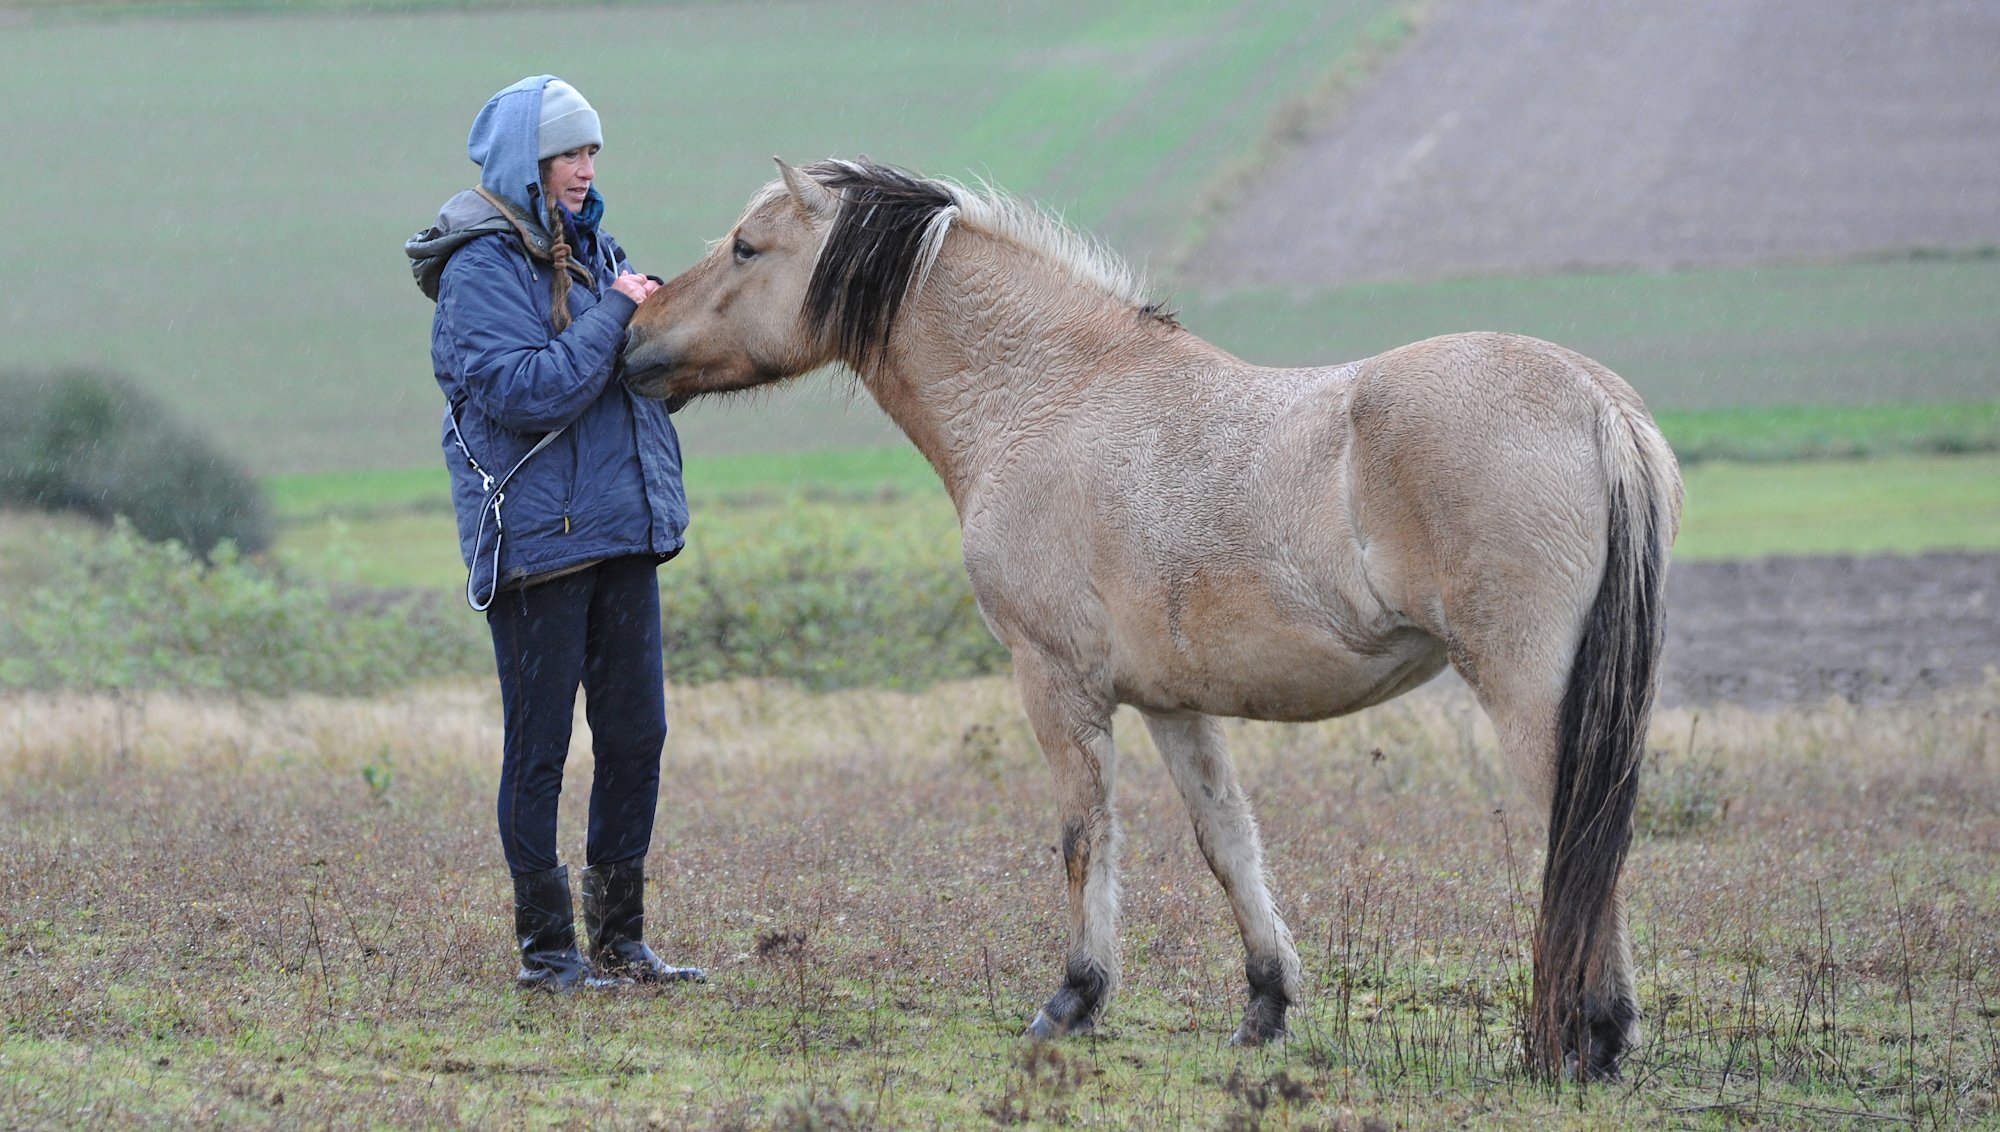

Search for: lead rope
xmin=448 ymin=411 xmax=567 ymax=611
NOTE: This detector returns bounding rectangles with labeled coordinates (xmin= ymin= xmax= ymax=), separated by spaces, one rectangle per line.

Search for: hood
xmin=467 ymin=75 xmax=607 ymax=230
xmin=404 ymin=188 xmax=559 ymax=301
xmin=468 ymin=75 xmax=553 ymax=219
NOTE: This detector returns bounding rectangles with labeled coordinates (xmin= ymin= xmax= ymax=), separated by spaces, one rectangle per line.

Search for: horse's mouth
xmin=621 ymin=367 xmax=680 ymax=403
xmin=619 ymin=339 xmax=678 ymax=400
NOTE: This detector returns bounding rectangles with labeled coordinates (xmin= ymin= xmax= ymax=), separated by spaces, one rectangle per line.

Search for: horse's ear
xmin=776 ymin=157 xmax=837 ymax=221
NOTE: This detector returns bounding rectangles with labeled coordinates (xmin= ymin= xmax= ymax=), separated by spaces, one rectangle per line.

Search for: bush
xmin=0 ymin=369 xmax=271 ymax=556
xmin=1636 ymin=750 xmax=1730 ymax=838
xmin=0 ymin=486 xmax=1007 ymax=696
xmin=660 ymin=500 xmax=1010 ymax=690
xmin=0 ymin=519 xmax=483 ymax=696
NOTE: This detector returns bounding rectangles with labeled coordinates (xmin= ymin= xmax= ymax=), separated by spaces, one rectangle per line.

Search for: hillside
xmin=1187 ymin=0 xmax=2000 ymax=285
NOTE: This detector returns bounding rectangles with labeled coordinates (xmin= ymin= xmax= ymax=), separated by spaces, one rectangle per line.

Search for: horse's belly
xmin=1112 ymin=623 xmax=1448 ymax=723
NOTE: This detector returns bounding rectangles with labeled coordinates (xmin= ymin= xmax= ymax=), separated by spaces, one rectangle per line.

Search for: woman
xmin=405 ymin=75 xmax=701 ymax=990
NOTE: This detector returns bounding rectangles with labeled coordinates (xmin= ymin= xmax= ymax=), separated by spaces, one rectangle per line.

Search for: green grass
xmin=267 ymin=441 xmax=943 ymax=523
xmin=1178 ymin=255 xmax=2000 ymax=412
xmin=0 ymin=0 xmax=1408 ymax=474
xmin=267 ymin=431 xmax=2000 ymax=593
xmin=11 ymin=2 xmax=1995 ymax=481
xmin=268 ymin=444 xmax=957 ymax=590
xmin=1658 ymin=401 xmax=2000 ymax=463
xmin=1676 ymin=453 xmax=2000 ymax=560
xmin=8 ymin=0 xmax=703 ymax=13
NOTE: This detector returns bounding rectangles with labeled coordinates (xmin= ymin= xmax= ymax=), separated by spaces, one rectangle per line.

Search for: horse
xmin=621 ymin=158 xmax=1681 ymax=1080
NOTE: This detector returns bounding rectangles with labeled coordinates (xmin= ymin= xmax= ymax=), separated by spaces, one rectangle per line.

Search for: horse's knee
xmin=1060 ymin=818 xmax=1090 ymax=886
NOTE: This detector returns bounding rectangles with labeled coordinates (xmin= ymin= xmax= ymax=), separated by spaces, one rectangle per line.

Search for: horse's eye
xmin=732 ymin=238 xmax=757 ymax=263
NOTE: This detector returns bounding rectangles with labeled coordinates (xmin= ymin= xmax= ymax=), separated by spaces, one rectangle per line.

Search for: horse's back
xmin=1139 ymin=330 xmax=1663 ymax=721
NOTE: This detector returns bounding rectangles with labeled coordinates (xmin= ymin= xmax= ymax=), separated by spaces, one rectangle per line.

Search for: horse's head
xmin=622 ymin=160 xmax=844 ymax=402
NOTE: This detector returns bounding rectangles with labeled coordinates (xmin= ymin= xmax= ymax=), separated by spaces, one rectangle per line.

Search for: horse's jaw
xmin=621 ymin=339 xmax=806 ymax=404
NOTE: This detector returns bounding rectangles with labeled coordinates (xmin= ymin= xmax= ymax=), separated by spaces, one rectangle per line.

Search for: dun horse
xmin=622 ymin=159 xmax=1680 ymax=1079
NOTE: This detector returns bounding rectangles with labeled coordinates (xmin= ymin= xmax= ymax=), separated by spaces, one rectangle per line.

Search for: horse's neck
xmin=862 ymin=237 xmax=1204 ymax=508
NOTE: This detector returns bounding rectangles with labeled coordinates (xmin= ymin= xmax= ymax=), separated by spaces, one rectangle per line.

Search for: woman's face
xmin=542 ymin=145 xmax=599 ymax=214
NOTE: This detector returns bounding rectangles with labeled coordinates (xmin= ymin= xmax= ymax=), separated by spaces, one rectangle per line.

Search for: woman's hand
xmin=611 ymin=271 xmax=661 ymax=305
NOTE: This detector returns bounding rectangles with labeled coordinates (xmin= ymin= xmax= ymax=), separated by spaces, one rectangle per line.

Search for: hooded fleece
xmin=405 ymin=75 xmax=686 ymax=607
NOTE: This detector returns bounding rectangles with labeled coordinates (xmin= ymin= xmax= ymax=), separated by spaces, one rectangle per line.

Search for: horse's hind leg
xmin=1463 ymin=632 xmax=1642 ymax=1080
xmin=1014 ymin=652 xmax=1124 ymax=1040
xmin=1142 ymin=710 xmax=1300 ymax=1045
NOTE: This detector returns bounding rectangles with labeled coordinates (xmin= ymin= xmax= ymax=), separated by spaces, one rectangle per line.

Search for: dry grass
xmin=2 ymin=674 xmax=1996 ymax=1129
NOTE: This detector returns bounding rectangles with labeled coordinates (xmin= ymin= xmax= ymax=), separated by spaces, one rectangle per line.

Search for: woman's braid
xmin=546 ymin=195 xmax=574 ymax=334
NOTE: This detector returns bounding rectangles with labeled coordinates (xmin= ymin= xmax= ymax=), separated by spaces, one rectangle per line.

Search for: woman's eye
xmin=732 ymin=238 xmax=757 ymax=263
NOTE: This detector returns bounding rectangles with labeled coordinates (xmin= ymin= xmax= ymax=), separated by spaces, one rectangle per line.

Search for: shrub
xmin=0 ymin=486 xmax=1007 ymax=696
xmin=0 ymin=369 xmax=271 ymax=556
xmin=1636 ymin=749 xmax=1731 ymax=838
xmin=660 ymin=500 xmax=1010 ymax=690
xmin=0 ymin=519 xmax=482 ymax=696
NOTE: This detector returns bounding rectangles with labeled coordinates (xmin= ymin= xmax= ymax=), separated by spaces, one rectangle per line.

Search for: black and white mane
xmin=759 ymin=159 xmax=1156 ymax=367
xmin=803 ymin=161 xmax=959 ymax=365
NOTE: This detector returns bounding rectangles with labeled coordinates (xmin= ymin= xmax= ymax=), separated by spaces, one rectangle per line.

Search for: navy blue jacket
xmin=407 ymin=76 xmax=686 ymax=607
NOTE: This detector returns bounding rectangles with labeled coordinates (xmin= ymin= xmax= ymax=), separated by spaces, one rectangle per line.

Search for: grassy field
xmin=1181 ymin=254 xmax=2000 ymax=412
xmin=0 ymin=0 xmax=1411 ymax=474
xmin=5 ymin=6 xmax=1994 ymax=1124
xmin=266 ymin=438 xmax=2000 ymax=593
xmin=7 ymin=2 xmax=1999 ymax=478
xmin=1677 ymin=453 xmax=2000 ymax=561
xmin=3 ymin=675 xmax=1994 ymax=1127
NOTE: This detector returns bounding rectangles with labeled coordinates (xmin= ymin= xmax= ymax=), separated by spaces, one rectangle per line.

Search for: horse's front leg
xmin=1014 ymin=652 xmax=1123 ymax=1040
xmin=1142 ymin=710 xmax=1301 ymax=1044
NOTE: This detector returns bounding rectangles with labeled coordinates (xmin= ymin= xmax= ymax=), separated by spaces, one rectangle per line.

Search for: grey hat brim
xmin=538 ymin=107 xmax=603 ymax=159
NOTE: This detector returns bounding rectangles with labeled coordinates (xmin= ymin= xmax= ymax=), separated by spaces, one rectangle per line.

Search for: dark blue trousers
xmin=487 ymin=555 xmax=666 ymax=878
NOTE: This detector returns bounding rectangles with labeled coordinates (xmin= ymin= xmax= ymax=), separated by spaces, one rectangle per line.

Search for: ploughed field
xmin=1662 ymin=552 xmax=1998 ymax=709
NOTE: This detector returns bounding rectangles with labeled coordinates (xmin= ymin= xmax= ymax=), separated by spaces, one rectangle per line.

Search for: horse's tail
xmin=1530 ymin=399 xmax=1678 ymax=1078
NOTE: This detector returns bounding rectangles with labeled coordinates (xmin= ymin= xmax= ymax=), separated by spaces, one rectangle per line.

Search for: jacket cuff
xmin=597 ymin=289 xmax=639 ymax=322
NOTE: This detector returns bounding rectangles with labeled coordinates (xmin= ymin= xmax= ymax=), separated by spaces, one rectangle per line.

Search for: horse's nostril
xmin=622 ymin=339 xmax=666 ymax=379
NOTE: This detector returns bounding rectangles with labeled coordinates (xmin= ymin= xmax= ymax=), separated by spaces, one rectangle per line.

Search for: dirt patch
xmin=1661 ymin=551 xmax=1999 ymax=708
xmin=1186 ymin=0 xmax=2000 ymax=285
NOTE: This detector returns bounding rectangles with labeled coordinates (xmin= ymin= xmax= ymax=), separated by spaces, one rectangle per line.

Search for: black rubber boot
xmin=513 ymin=865 xmax=627 ymax=991
xmin=581 ymin=858 xmax=706 ymax=983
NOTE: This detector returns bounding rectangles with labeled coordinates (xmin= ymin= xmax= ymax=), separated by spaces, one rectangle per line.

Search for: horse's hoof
xmin=1562 ymin=1048 xmax=1624 ymax=1083
xmin=1231 ymin=987 xmax=1291 ymax=1046
xmin=1229 ymin=1021 xmax=1288 ymax=1047
xmin=1026 ymin=1008 xmax=1094 ymax=1041
xmin=1027 ymin=975 xmax=1103 ymax=1041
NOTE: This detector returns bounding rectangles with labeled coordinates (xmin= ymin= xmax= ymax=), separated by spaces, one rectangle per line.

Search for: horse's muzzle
xmin=619 ymin=339 xmax=678 ymax=401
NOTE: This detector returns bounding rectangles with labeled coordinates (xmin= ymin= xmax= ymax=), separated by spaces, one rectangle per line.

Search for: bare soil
xmin=1662 ymin=551 xmax=1998 ymax=708
xmin=1187 ymin=0 xmax=2000 ymax=285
